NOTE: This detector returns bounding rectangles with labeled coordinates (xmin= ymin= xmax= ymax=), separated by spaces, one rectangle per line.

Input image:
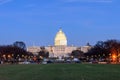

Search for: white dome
xmin=54 ymin=29 xmax=67 ymax=46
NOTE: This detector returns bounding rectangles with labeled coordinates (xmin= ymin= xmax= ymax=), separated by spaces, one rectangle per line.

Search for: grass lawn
xmin=0 ymin=64 xmax=120 ymax=80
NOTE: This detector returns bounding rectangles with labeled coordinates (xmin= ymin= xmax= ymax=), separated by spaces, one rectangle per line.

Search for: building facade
xmin=27 ymin=28 xmax=92 ymax=57
xmin=46 ymin=29 xmax=77 ymax=57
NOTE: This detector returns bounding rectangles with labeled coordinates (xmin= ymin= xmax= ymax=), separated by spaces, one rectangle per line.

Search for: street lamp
xmin=112 ymin=54 xmax=117 ymax=62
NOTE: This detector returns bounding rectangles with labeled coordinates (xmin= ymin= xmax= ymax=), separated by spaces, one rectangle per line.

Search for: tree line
xmin=71 ymin=39 xmax=120 ymax=62
xmin=0 ymin=41 xmax=49 ymax=63
xmin=0 ymin=39 xmax=120 ymax=63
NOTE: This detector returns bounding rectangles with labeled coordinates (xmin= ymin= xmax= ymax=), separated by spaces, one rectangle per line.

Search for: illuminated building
xmin=27 ymin=28 xmax=92 ymax=57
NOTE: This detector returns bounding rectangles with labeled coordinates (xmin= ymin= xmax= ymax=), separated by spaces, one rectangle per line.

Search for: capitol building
xmin=27 ymin=28 xmax=92 ymax=57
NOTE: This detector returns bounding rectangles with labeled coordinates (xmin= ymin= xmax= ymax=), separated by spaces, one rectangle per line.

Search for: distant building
xmin=27 ymin=46 xmax=40 ymax=55
xmin=80 ymin=43 xmax=92 ymax=53
xmin=27 ymin=28 xmax=92 ymax=57
xmin=46 ymin=28 xmax=76 ymax=57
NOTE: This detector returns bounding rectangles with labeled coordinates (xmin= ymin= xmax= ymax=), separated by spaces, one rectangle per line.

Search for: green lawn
xmin=0 ymin=64 xmax=120 ymax=80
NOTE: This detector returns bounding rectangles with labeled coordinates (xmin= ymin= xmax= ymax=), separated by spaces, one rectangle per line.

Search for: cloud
xmin=0 ymin=0 xmax=12 ymax=5
xmin=61 ymin=0 xmax=112 ymax=3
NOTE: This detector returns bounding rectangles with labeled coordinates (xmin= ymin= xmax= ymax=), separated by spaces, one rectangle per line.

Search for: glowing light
xmin=12 ymin=54 xmax=14 ymax=56
xmin=112 ymin=54 xmax=117 ymax=62
xmin=8 ymin=55 xmax=11 ymax=58
xmin=22 ymin=55 xmax=24 ymax=57
xmin=40 ymin=56 xmax=43 ymax=59
xmin=3 ymin=55 xmax=5 ymax=57
xmin=112 ymin=55 xmax=116 ymax=59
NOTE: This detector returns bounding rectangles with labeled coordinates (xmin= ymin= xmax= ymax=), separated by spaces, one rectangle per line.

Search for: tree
xmin=0 ymin=45 xmax=30 ymax=63
xmin=85 ymin=39 xmax=120 ymax=62
xmin=104 ymin=40 xmax=120 ymax=62
xmin=13 ymin=41 xmax=26 ymax=50
xmin=71 ymin=50 xmax=84 ymax=58
xmin=38 ymin=47 xmax=49 ymax=59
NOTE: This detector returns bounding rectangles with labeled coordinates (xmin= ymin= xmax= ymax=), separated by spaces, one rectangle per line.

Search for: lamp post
xmin=112 ymin=54 xmax=117 ymax=64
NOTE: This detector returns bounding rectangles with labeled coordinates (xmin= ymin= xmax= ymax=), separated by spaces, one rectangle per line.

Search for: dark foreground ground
xmin=0 ymin=64 xmax=120 ymax=80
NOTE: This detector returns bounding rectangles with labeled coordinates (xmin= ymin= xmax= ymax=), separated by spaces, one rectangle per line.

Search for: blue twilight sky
xmin=0 ymin=0 xmax=120 ymax=47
